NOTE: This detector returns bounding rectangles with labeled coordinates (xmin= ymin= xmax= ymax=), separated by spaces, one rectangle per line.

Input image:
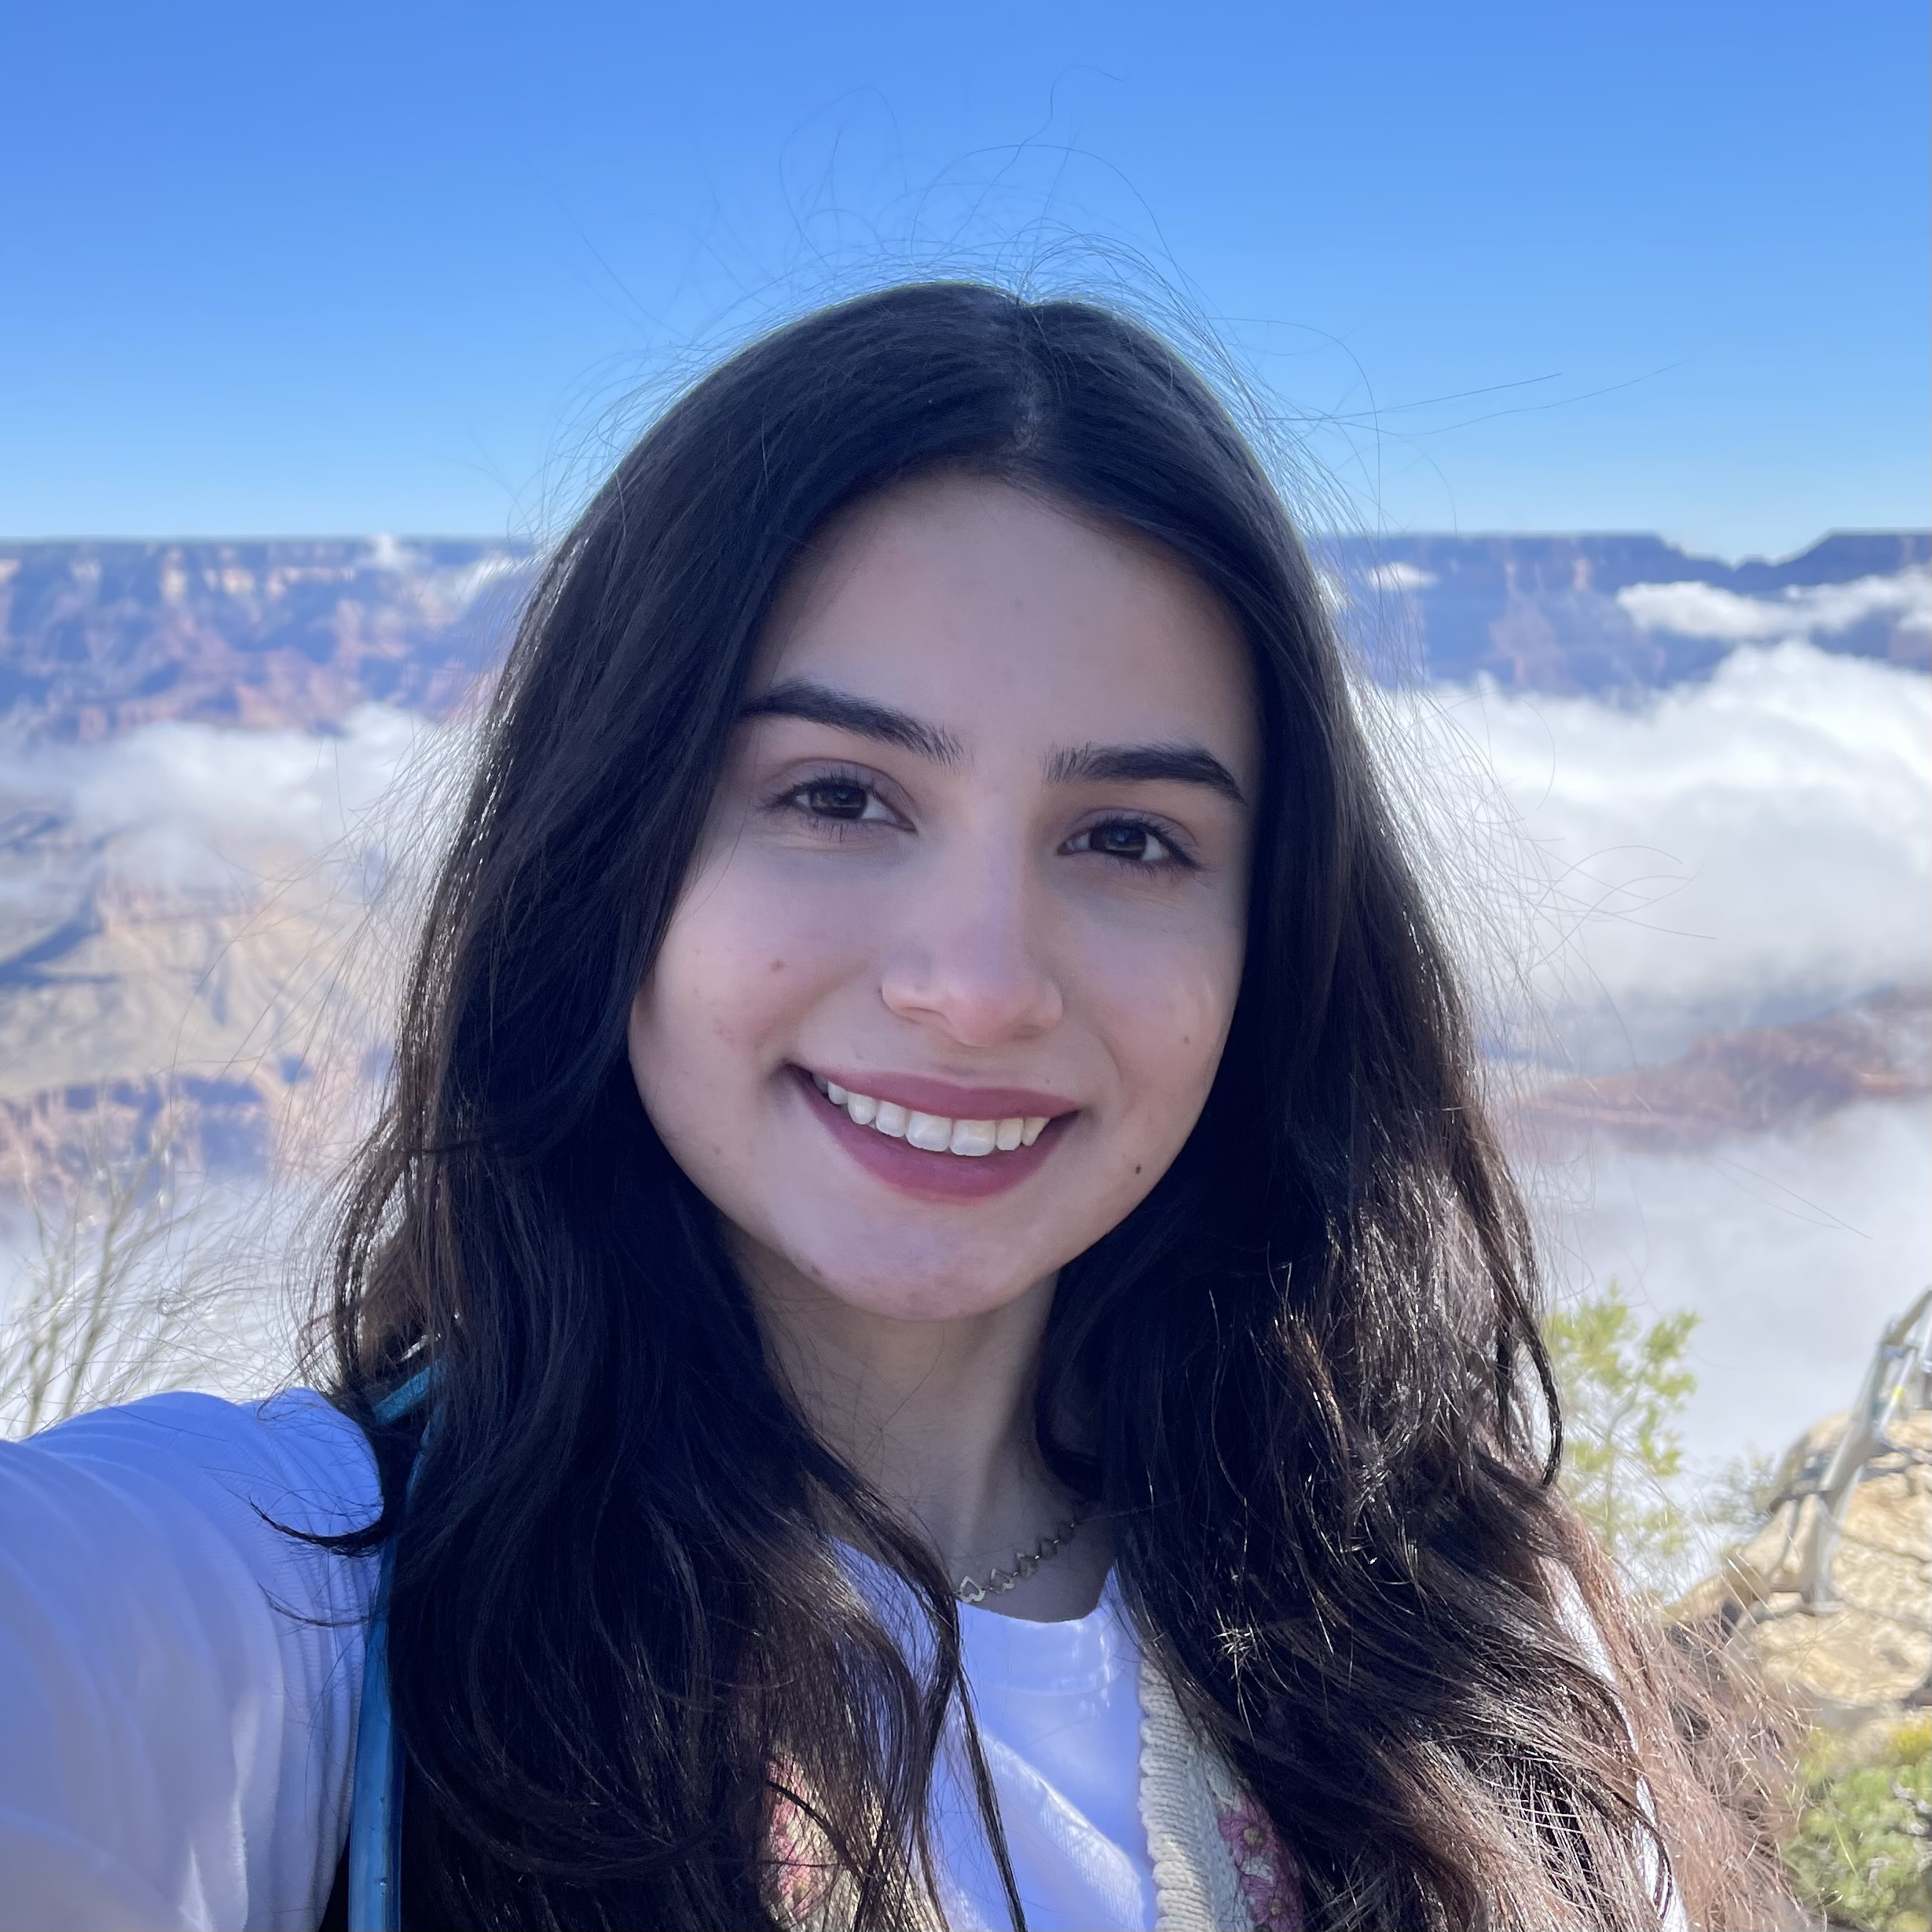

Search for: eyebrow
xmin=740 ymin=678 xmax=964 ymax=764
xmin=1044 ymin=741 xmax=1246 ymax=806
xmin=740 ymin=676 xmax=1246 ymax=806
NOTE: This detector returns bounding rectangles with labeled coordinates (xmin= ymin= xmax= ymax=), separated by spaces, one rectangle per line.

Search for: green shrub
xmin=1545 ymin=1281 xmax=1699 ymax=1593
xmin=1784 ymin=1718 xmax=1932 ymax=1931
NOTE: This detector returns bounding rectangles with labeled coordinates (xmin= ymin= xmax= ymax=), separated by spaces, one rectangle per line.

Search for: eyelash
xmin=1065 ymin=816 xmax=1197 ymax=871
xmin=765 ymin=766 xmax=895 ymax=841
xmin=766 ymin=768 xmax=1198 ymax=871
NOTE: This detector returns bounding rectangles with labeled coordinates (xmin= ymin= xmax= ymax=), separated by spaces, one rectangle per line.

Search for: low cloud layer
xmin=1386 ymin=641 xmax=1932 ymax=1065
xmin=1546 ymin=1098 xmax=1932 ymax=1468
xmin=1616 ymin=567 xmax=1931 ymax=643
xmin=1 ymin=702 xmax=461 ymax=901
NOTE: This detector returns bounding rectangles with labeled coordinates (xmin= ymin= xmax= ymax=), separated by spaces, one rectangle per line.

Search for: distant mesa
xmin=0 ymin=530 xmax=1926 ymax=1204
xmin=0 ymin=802 xmax=389 ymax=1201
xmin=1325 ymin=529 xmax=1930 ymax=688
xmin=0 ymin=530 xmax=1925 ymax=739
xmin=1512 ymin=988 xmax=1932 ymax=1154
xmin=0 ymin=537 xmax=536 ymax=739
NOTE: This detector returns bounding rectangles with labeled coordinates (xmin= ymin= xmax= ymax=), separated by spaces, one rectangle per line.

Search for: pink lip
xmin=805 ymin=1068 xmax=1077 ymax=1122
xmin=791 ymin=1068 xmax=1073 ymax=1202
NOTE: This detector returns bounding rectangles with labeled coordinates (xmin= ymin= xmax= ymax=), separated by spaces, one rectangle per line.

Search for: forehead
xmin=753 ymin=473 xmax=1259 ymax=779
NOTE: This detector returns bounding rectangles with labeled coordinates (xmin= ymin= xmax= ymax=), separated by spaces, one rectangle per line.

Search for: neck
xmin=740 ymin=1246 xmax=1107 ymax=1617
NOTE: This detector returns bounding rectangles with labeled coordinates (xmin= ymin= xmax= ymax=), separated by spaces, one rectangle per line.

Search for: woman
xmin=0 ymin=282 xmax=1760 ymax=1930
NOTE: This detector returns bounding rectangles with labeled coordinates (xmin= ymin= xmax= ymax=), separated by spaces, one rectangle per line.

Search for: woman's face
xmin=629 ymin=472 xmax=1259 ymax=1325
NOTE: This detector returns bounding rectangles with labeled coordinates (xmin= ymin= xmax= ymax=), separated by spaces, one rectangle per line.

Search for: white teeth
xmin=810 ymin=1074 xmax=1060 ymax=1157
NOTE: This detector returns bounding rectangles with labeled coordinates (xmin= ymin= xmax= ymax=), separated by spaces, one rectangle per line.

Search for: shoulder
xmin=2 ymin=1387 xmax=382 ymax=1644
xmin=20 ymin=1386 xmax=380 ymax=1532
xmin=0 ymin=1391 xmax=382 ymax=1929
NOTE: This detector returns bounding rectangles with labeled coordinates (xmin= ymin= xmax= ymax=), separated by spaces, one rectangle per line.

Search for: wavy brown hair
xmin=320 ymin=280 xmax=1773 ymax=1929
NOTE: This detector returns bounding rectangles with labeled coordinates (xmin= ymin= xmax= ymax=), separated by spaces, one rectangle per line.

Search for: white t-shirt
xmin=847 ymin=1551 xmax=1156 ymax=1932
xmin=0 ymin=1391 xmax=1155 ymax=1932
xmin=942 ymin=1589 xmax=1153 ymax=1930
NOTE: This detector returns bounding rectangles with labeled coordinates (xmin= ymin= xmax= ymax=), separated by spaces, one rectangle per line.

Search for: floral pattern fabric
xmin=1213 ymin=1787 xmax=1305 ymax=1932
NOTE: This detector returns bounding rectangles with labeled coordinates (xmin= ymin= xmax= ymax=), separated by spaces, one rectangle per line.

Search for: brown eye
xmin=802 ymin=781 xmax=872 ymax=819
xmin=1068 ymin=817 xmax=1185 ymax=867
xmin=1091 ymin=822 xmax=1153 ymax=860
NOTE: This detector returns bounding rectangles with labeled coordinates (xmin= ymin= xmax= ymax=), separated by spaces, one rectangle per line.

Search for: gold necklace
xmin=955 ymin=1516 xmax=1081 ymax=1604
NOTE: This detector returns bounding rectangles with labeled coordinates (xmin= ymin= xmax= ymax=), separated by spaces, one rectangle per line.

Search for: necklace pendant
xmin=951 ymin=1514 xmax=1082 ymax=1604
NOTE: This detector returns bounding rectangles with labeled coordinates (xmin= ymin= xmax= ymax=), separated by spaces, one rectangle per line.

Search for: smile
xmin=808 ymin=1073 xmax=1049 ymax=1157
xmin=794 ymin=1066 xmax=1072 ymax=1202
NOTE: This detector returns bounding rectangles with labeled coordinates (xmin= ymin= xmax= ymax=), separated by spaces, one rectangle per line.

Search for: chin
xmin=790 ymin=1233 xmax=1045 ymax=1324
xmin=868 ymin=1285 xmax=1024 ymax=1324
xmin=816 ymin=1268 xmax=1032 ymax=1325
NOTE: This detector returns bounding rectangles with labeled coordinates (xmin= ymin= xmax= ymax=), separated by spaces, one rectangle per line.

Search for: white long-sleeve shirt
xmin=0 ymin=1392 xmax=377 ymax=1930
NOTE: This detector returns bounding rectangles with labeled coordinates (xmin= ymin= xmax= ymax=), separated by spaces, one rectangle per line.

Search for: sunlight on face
xmin=629 ymin=473 xmax=1258 ymax=1324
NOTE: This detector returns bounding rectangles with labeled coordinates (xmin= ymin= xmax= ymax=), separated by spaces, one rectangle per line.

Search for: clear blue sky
xmin=4 ymin=0 xmax=1925 ymax=556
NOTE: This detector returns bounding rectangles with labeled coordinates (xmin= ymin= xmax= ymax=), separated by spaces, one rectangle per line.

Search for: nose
xmin=877 ymin=845 xmax=1065 ymax=1047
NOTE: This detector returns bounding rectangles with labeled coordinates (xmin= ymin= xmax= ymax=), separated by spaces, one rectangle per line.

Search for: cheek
xmin=1085 ymin=912 xmax=1245 ymax=1138
xmin=632 ymin=917 xmax=746 ymax=1100
xmin=627 ymin=860 xmax=850 ymax=1116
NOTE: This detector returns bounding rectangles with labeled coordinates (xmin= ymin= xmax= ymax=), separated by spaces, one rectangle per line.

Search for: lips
xmin=806 ymin=1069 xmax=1077 ymax=1124
xmin=791 ymin=1065 xmax=1074 ymax=1201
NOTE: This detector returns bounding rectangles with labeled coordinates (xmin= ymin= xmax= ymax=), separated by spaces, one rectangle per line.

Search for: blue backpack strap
xmin=347 ymin=1366 xmax=434 ymax=1932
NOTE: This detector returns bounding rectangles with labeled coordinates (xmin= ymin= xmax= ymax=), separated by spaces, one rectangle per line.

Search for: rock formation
xmin=1679 ymin=1292 xmax=1932 ymax=1727
xmin=1512 ymin=989 xmax=1932 ymax=1154
xmin=1 ymin=531 xmax=1924 ymax=742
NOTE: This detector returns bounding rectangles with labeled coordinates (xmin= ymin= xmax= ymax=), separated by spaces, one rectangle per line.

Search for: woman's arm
xmin=0 ymin=1391 xmax=379 ymax=1931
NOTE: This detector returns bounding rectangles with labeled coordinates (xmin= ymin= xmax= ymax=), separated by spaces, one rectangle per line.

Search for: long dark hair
xmin=321 ymin=281 xmax=1758 ymax=1929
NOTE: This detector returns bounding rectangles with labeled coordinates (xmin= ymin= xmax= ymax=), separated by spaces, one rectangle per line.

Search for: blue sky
xmin=4 ymin=0 xmax=1924 ymax=555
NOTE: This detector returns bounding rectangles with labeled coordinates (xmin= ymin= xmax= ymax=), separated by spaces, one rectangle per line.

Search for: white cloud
xmin=1368 ymin=560 xmax=1437 ymax=593
xmin=1373 ymin=642 xmax=1932 ymax=1469
xmin=1381 ymin=642 xmax=1932 ymax=1065
xmin=1543 ymin=1099 xmax=1932 ymax=1468
xmin=1616 ymin=566 xmax=1931 ymax=642
xmin=5 ymin=704 xmax=464 ymax=896
xmin=12 ymin=647 xmax=1926 ymax=1080
xmin=363 ymin=533 xmax=429 ymax=574
xmin=414 ymin=552 xmax=526 ymax=620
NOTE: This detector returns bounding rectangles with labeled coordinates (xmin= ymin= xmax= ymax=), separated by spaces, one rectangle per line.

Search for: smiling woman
xmin=0 ymin=284 xmax=1776 ymax=1932
xmin=639 ymin=476 xmax=1252 ymax=1278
